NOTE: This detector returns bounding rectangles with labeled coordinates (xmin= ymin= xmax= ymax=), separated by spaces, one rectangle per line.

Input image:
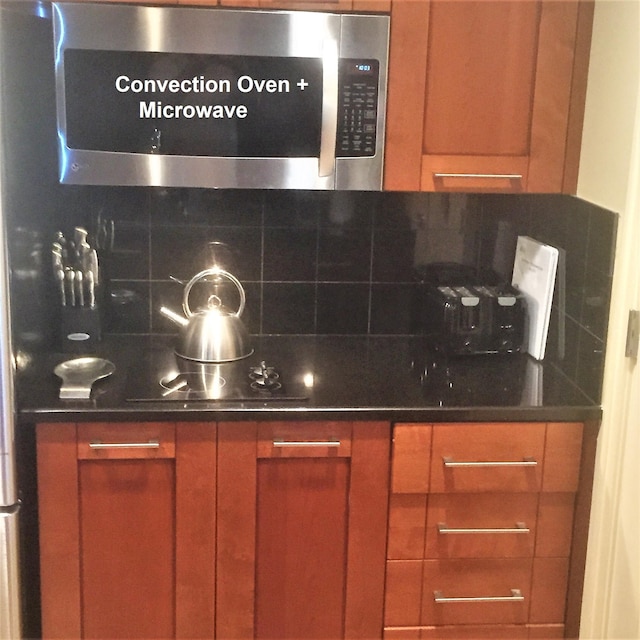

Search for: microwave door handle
xmin=319 ymin=38 xmax=339 ymax=178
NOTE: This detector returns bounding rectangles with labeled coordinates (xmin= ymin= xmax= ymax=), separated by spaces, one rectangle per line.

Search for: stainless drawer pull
xmin=89 ymin=440 xmax=160 ymax=449
xmin=273 ymin=439 xmax=341 ymax=448
xmin=434 ymin=589 xmax=524 ymax=603
xmin=438 ymin=522 xmax=530 ymax=535
xmin=433 ymin=173 xmax=523 ymax=180
xmin=443 ymin=456 xmax=537 ymax=468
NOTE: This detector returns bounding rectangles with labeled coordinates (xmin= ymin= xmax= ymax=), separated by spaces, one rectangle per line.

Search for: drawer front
xmin=77 ymin=422 xmax=176 ymax=460
xmin=430 ymin=424 xmax=545 ymax=493
xmin=422 ymin=558 xmax=531 ymax=625
xmin=257 ymin=422 xmax=352 ymax=458
xmin=425 ymin=494 xmax=538 ymax=559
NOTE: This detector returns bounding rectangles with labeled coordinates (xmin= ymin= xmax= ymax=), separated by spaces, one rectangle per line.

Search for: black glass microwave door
xmin=62 ymin=49 xmax=323 ymax=157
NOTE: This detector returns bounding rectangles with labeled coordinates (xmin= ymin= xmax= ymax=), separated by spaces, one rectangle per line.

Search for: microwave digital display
xmin=63 ymin=49 xmax=324 ymax=157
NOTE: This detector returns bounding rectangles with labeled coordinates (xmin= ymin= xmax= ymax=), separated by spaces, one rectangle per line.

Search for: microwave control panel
xmin=337 ymin=59 xmax=380 ymax=158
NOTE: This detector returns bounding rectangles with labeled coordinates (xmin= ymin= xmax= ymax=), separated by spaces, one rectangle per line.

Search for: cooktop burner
xmin=126 ymin=351 xmax=309 ymax=403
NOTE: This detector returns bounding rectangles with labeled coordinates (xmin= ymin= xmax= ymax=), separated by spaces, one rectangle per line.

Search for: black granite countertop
xmin=17 ymin=335 xmax=601 ymax=424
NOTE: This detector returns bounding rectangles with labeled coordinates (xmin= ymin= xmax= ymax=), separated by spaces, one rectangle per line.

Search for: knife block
xmin=60 ymin=306 xmax=102 ymax=353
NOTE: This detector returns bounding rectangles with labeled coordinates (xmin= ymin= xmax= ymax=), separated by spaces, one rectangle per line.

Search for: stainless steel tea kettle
xmin=160 ymin=267 xmax=253 ymax=362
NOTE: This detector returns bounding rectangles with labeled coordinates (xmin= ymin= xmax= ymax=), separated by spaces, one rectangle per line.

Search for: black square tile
xmin=318 ymin=227 xmax=371 ymax=282
xmin=370 ymin=284 xmax=415 ymax=334
xmin=262 ymin=283 xmax=315 ymax=334
xmin=316 ymin=284 xmax=369 ymax=334
xmin=263 ymin=228 xmax=318 ymax=281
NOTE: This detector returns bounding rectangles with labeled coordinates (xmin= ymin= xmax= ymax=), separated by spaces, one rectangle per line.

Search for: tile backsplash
xmin=11 ymin=186 xmax=617 ymax=404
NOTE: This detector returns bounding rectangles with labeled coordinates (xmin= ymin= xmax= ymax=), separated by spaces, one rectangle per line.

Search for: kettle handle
xmin=182 ymin=268 xmax=246 ymax=319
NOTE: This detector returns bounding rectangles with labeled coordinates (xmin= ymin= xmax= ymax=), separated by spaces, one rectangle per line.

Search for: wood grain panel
xmin=430 ymin=423 xmax=545 ymax=493
xmin=345 ymin=421 xmax=390 ymax=638
xmin=77 ymin=422 xmax=175 ymax=460
xmin=422 ymin=558 xmax=531 ymax=625
xmin=36 ymin=423 xmax=82 ymax=639
xmin=257 ymin=421 xmax=351 ymax=458
xmin=542 ymin=422 xmax=583 ymax=492
xmin=392 ymin=424 xmax=432 ymax=493
xmin=255 ymin=457 xmax=349 ymax=639
xmin=527 ymin=623 xmax=565 ymax=639
xmin=425 ymin=493 xmax=537 ymax=559
xmin=216 ymin=422 xmax=258 ymax=639
xmin=421 ymin=624 xmax=529 ymax=639
xmin=422 ymin=1 xmax=539 ymax=156
xmin=384 ymin=560 xmax=424 ymax=627
xmin=383 ymin=627 xmax=421 ymax=639
xmin=388 ymin=493 xmax=428 ymax=560
xmin=527 ymin=0 xmax=579 ymax=192
xmin=79 ymin=457 xmax=175 ymax=638
xmin=562 ymin=0 xmax=595 ymax=193
xmin=421 ymin=156 xmax=528 ymax=192
xmin=175 ymin=422 xmax=217 ymax=638
xmin=536 ymin=492 xmax=575 ymax=558
xmin=383 ymin=0 xmax=430 ymax=190
xmin=529 ymin=557 xmax=570 ymax=624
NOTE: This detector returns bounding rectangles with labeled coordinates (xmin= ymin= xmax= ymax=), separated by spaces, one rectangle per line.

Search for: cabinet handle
xmin=89 ymin=440 xmax=160 ymax=449
xmin=273 ymin=439 xmax=341 ymax=448
xmin=433 ymin=173 xmax=523 ymax=180
xmin=443 ymin=456 xmax=537 ymax=468
xmin=434 ymin=589 xmax=524 ymax=603
xmin=438 ymin=522 xmax=530 ymax=535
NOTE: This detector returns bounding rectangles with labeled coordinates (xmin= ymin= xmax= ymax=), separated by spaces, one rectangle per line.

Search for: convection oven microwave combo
xmin=52 ymin=2 xmax=390 ymax=190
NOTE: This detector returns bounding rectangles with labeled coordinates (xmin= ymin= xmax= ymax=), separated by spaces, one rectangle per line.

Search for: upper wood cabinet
xmin=384 ymin=0 xmax=594 ymax=193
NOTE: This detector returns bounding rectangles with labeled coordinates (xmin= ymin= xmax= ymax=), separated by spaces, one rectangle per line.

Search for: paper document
xmin=511 ymin=236 xmax=559 ymax=360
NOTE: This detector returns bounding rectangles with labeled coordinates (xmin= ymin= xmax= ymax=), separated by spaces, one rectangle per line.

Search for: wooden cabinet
xmin=36 ymin=422 xmax=217 ymax=639
xmin=37 ymin=420 xmax=389 ymax=639
xmin=384 ymin=422 xmax=585 ymax=639
xmin=216 ymin=420 xmax=390 ymax=639
xmin=384 ymin=0 xmax=594 ymax=193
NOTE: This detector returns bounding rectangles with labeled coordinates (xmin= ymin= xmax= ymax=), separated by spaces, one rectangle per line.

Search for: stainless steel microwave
xmin=52 ymin=2 xmax=389 ymax=190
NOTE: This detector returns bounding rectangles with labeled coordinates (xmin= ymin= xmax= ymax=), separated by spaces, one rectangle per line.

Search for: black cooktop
xmin=125 ymin=346 xmax=310 ymax=403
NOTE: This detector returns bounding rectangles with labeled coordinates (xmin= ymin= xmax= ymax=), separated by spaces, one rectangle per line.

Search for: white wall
xmin=576 ymin=1 xmax=640 ymax=638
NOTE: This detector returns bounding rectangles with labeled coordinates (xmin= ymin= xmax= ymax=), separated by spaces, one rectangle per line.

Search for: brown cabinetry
xmin=384 ymin=422 xmax=584 ymax=639
xmin=36 ymin=422 xmax=217 ymax=639
xmin=384 ymin=0 xmax=594 ymax=193
xmin=216 ymin=420 xmax=390 ymax=639
xmin=37 ymin=420 xmax=389 ymax=639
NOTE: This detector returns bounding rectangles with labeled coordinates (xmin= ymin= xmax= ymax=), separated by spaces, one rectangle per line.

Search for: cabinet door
xmin=37 ymin=422 xmax=217 ymax=640
xmin=77 ymin=423 xmax=176 ymax=639
xmin=384 ymin=0 xmax=593 ymax=193
xmin=216 ymin=420 xmax=390 ymax=639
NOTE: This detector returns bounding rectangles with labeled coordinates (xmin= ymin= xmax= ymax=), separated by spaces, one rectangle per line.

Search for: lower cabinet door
xmin=79 ymin=456 xmax=175 ymax=639
xmin=255 ymin=456 xmax=350 ymax=638
xmin=216 ymin=420 xmax=390 ymax=639
xmin=37 ymin=422 xmax=217 ymax=640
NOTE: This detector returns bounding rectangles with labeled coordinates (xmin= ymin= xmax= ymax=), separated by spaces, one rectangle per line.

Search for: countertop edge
xmin=20 ymin=404 xmax=602 ymax=424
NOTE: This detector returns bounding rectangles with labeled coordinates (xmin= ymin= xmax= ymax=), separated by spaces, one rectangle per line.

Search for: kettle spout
xmin=159 ymin=305 xmax=189 ymax=327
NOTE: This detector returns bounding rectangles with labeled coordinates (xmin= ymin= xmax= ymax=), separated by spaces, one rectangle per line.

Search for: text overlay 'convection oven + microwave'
xmin=52 ymin=3 xmax=390 ymax=190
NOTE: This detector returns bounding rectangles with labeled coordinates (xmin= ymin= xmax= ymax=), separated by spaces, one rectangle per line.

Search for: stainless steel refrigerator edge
xmin=0 ymin=10 xmax=22 ymax=636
